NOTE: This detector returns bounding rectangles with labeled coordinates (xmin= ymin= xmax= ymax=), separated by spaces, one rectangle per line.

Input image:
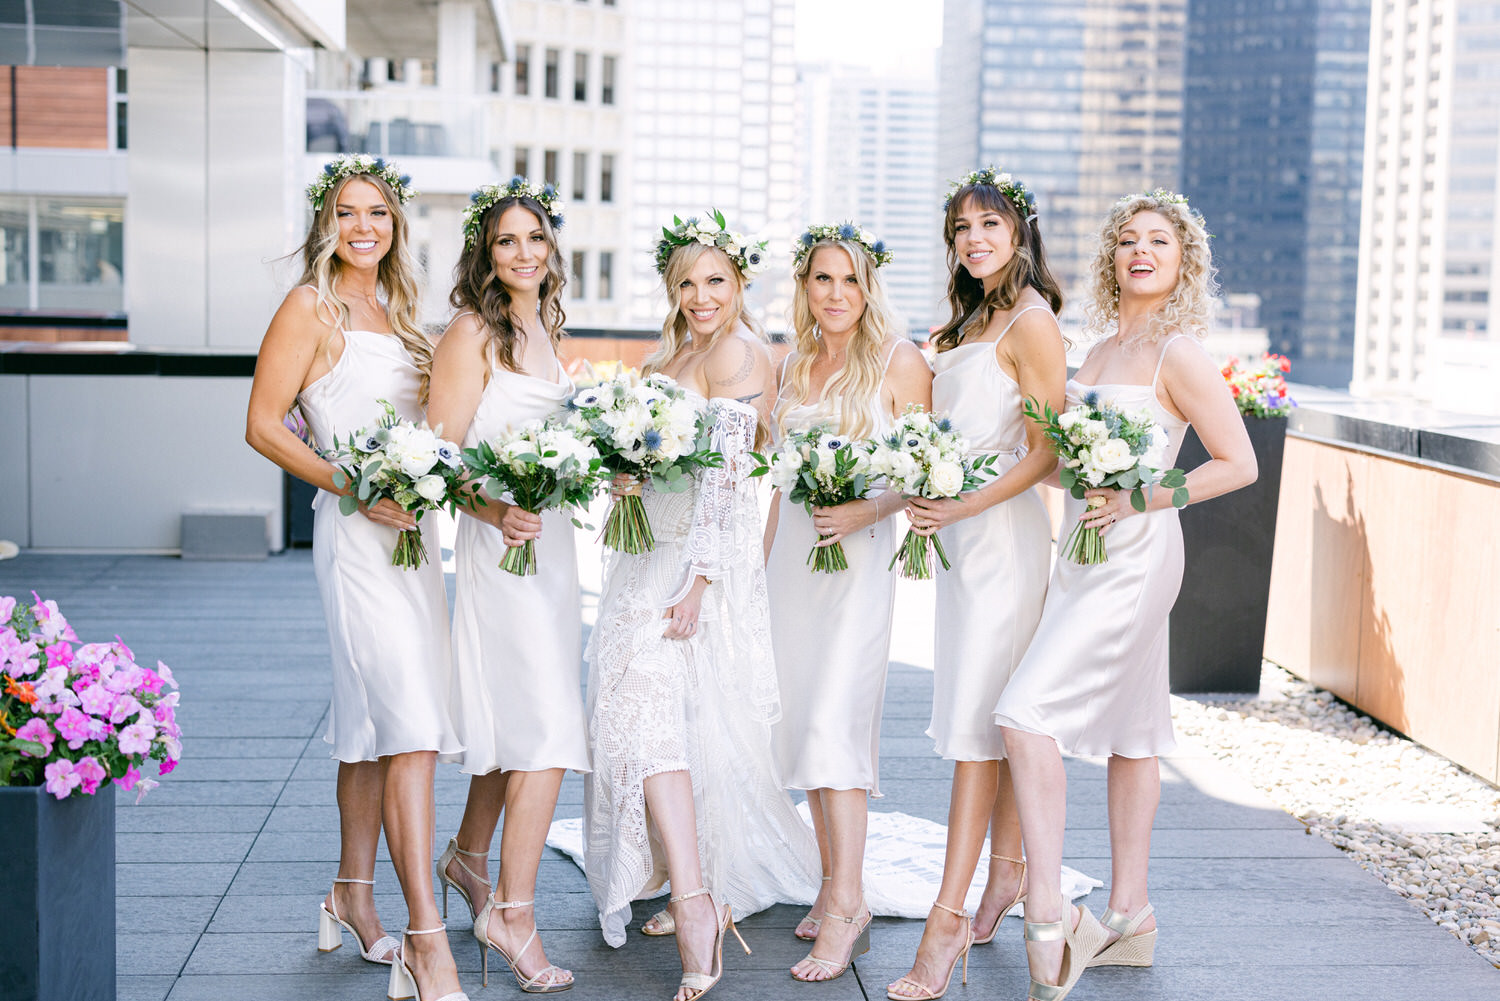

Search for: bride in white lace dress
xmin=582 ymin=218 xmax=821 ymax=1001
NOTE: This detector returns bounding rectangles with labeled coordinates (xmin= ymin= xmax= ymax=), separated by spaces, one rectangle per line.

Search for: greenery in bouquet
xmin=463 ymin=419 xmax=604 ymax=576
xmin=326 ymin=400 xmax=467 ymax=569
xmin=1223 ymin=353 xmax=1295 ymax=418
xmin=751 ymin=424 xmax=875 ymax=573
xmin=867 ymin=405 xmax=999 ymax=579
xmin=1024 ymin=393 xmax=1188 ymax=564
xmin=1 ymin=594 xmax=181 ymax=801
xmin=564 ymin=371 xmax=722 ymax=553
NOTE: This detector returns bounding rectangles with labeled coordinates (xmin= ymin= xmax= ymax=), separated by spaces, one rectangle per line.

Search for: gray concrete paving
xmin=2 ymin=550 xmax=1495 ymax=1001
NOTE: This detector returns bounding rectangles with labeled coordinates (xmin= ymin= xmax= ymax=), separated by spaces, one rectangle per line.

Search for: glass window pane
xmin=0 ymin=197 xmax=29 ymax=311
xmin=36 ymin=199 xmax=123 ymax=314
xmin=545 ymin=49 xmax=560 ymax=99
xmin=574 ymin=52 xmax=588 ymax=102
xmin=571 ymin=250 xmax=586 ymax=299
xmin=598 ymin=250 xmax=613 ymax=300
xmin=572 ymin=151 xmax=587 ymax=200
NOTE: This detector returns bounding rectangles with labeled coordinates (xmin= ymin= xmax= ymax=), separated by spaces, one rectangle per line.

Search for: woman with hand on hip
xmin=424 ymin=178 xmax=581 ymax=994
xmin=245 ymin=156 xmax=467 ymax=1001
xmin=996 ymin=189 xmax=1256 ymax=1001
xmin=764 ymin=222 xmax=931 ymax=984
xmin=887 ymin=167 xmax=1067 ymax=1001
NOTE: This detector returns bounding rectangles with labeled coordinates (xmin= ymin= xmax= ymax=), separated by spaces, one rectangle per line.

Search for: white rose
xmin=1093 ymin=437 xmax=1136 ymax=474
xmin=927 ymin=460 xmax=964 ymax=497
xmin=887 ymin=450 xmax=918 ymax=484
xmin=1057 ymin=410 xmax=1082 ymax=431
xmin=414 ymin=474 xmax=446 ymax=502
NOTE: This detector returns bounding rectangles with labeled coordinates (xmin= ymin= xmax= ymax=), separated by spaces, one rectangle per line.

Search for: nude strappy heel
xmin=1088 ymin=902 xmax=1156 ymax=967
xmin=386 ymin=925 xmax=469 ymax=1001
xmin=791 ymin=902 xmax=870 ymax=983
xmin=473 ymin=896 xmax=573 ymax=993
xmin=1022 ymin=904 xmax=1108 ymax=1001
xmin=672 ymin=886 xmax=749 ymax=1001
xmin=973 ymin=853 xmax=1027 ymax=945
xmin=436 ymin=837 xmax=492 ymax=922
xmin=794 ymin=874 xmax=833 ymax=942
xmin=885 ymin=900 xmax=971 ymax=1000
xmin=317 ymin=876 xmax=400 ymax=965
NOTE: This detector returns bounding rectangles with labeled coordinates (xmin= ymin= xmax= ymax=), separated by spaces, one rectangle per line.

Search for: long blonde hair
xmin=294 ymin=173 xmax=432 ymax=398
xmin=642 ymin=242 xmax=766 ymax=375
xmin=776 ymin=240 xmax=898 ymax=440
xmin=1083 ymin=192 xmax=1217 ymax=343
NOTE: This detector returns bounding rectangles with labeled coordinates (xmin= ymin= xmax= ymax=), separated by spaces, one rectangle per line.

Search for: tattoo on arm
xmin=716 ymin=340 xmax=756 ymax=387
xmin=735 ymin=390 xmax=763 ymax=404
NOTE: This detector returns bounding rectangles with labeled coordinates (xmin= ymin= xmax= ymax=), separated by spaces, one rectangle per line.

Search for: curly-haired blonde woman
xmin=764 ymin=224 xmax=931 ymax=983
xmin=994 ymin=190 xmax=1256 ymax=1001
xmin=245 ymin=157 xmax=468 ymax=1001
xmin=425 ymin=179 xmax=579 ymax=993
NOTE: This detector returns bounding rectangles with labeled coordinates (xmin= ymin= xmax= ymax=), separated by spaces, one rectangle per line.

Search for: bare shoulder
xmin=884 ymin=338 xmax=931 ymax=379
xmin=432 ymin=311 xmax=488 ymax=366
xmin=1003 ymin=304 xmax=1064 ymax=357
xmin=1160 ymin=332 xmax=1217 ymax=381
xmin=705 ymin=328 xmax=773 ymax=386
xmin=265 ymin=284 xmax=336 ymax=347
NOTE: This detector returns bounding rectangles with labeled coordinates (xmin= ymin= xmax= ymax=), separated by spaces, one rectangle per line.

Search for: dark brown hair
xmin=449 ymin=196 xmax=567 ymax=371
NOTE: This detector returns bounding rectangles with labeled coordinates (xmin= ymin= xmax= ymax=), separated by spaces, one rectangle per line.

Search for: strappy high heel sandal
xmin=386 ymin=925 xmax=470 ymax=1001
xmin=672 ymin=886 xmax=749 ymax=1001
xmin=973 ymin=853 xmax=1027 ymax=945
xmin=472 ymin=896 xmax=573 ymax=993
xmin=794 ymin=874 xmax=833 ymax=942
xmin=316 ymin=876 xmax=400 ymax=965
xmin=1022 ymin=904 xmax=1108 ymax=1001
xmin=790 ymin=904 xmax=871 ymax=983
xmin=436 ymin=837 xmax=492 ymax=922
xmin=1088 ymin=903 xmax=1156 ymax=967
xmin=885 ymin=900 xmax=971 ymax=1000
xmin=641 ymin=906 xmax=675 ymax=936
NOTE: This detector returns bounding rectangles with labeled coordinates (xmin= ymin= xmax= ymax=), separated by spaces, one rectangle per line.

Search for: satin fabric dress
xmin=993 ymin=335 xmax=1191 ymax=758
xmin=766 ymin=361 xmax=899 ymax=795
xmin=927 ymin=307 xmax=1054 ymax=761
xmin=297 ymin=328 xmax=462 ymax=763
xmin=582 ymin=392 xmax=821 ymax=947
xmin=449 ymin=358 xmax=589 ymax=776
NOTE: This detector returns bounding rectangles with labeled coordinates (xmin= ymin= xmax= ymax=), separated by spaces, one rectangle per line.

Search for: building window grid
xmin=602 ymin=56 xmax=617 ymax=105
xmin=514 ymin=45 xmax=531 ymax=96
xmin=598 ymin=250 xmax=614 ymax=300
xmin=574 ymin=52 xmax=589 ymax=102
xmin=572 ymin=151 xmax=588 ymax=201
xmin=543 ymin=149 xmax=559 ymax=186
xmin=544 ymin=48 xmax=560 ymax=99
xmin=571 ymin=250 xmax=586 ymax=299
xmin=600 ymin=153 xmax=615 ymax=203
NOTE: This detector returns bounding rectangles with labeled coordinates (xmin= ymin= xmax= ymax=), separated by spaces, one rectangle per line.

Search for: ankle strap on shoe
xmin=932 ymin=900 xmax=969 ymax=919
xmin=669 ymin=887 xmax=710 ymax=904
xmin=1100 ymin=903 xmax=1152 ymax=936
xmin=989 ymin=853 xmax=1025 ymax=866
xmin=820 ymin=874 xmax=832 ymax=881
xmin=822 ymin=908 xmax=868 ymax=925
xmin=452 ymin=844 xmax=488 ymax=858
xmin=404 ymin=924 xmax=448 ymax=936
xmin=333 ymin=877 xmax=374 ymax=885
xmin=1024 ymin=919 xmax=1064 ymax=941
xmin=488 ymin=898 xmax=535 ymax=910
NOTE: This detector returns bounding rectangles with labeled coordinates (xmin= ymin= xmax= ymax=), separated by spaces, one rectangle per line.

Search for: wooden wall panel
xmin=0 ymin=69 xmax=12 ymax=145
xmin=14 ymin=67 xmax=108 ymax=150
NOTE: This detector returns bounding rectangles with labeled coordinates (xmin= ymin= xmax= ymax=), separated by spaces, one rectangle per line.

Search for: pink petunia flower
xmin=0 ymin=628 xmax=39 ymax=678
xmin=77 ymin=683 xmax=115 ymax=718
xmin=30 ymin=593 xmax=78 ymax=644
xmin=0 ymin=595 xmax=15 ymax=621
xmin=118 ymin=719 xmax=156 ymax=755
xmin=157 ymin=757 xmax=177 ymax=777
xmin=115 ymin=762 xmax=141 ymax=791
xmin=44 ymin=642 xmax=74 ymax=672
xmin=15 ymin=718 xmax=54 ymax=756
xmin=54 ymin=706 xmax=93 ymax=749
xmin=110 ymin=693 xmax=143 ymax=725
xmin=43 ymin=759 xmax=81 ymax=799
xmin=73 ymin=756 xmax=108 ymax=794
xmin=155 ymin=661 xmax=177 ymax=689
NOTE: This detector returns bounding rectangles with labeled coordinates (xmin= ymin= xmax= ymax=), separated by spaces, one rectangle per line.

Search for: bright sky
xmin=794 ymin=0 xmax=943 ymax=69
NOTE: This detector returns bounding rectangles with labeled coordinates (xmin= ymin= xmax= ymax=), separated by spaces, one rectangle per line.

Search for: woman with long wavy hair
xmin=886 ymin=168 xmax=1069 ymax=1000
xmin=995 ymin=190 xmax=1256 ymax=1001
xmin=424 ymin=178 xmax=579 ymax=994
xmin=583 ymin=214 xmax=820 ymax=1001
xmin=763 ymin=223 xmax=931 ymax=983
xmin=245 ymin=156 xmax=468 ymax=1001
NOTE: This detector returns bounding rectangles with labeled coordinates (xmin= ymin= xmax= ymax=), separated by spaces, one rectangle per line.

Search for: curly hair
xmin=294 ymin=173 xmax=432 ymax=400
xmin=931 ymin=183 xmax=1063 ymax=353
xmin=1083 ymin=191 xmax=1218 ymax=343
xmin=776 ymin=239 xmax=900 ymax=440
xmin=449 ymin=195 xmax=568 ymax=373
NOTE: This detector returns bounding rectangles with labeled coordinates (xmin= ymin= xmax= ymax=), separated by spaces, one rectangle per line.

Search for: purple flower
xmin=54 ymin=706 xmax=93 ymax=749
xmin=158 ymin=757 xmax=178 ymax=777
xmin=15 ymin=718 xmax=54 ymax=756
xmin=78 ymin=683 xmax=115 ymax=717
xmin=74 ymin=756 xmax=108 ymax=795
xmin=118 ymin=719 xmax=156 ymax=755
xmin=43 ymin=759 xmax=81 ymax=799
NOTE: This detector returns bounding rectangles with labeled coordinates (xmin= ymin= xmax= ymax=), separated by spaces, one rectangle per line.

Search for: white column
xmin=437 ymin=1 xmax=479 ymax=93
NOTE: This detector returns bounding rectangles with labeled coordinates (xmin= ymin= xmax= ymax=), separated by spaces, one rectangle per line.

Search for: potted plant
xmin=1 ymin=593 xmax=181 ymax=1001
xmin=1169 ymin=354 xmax=1294 ymax=693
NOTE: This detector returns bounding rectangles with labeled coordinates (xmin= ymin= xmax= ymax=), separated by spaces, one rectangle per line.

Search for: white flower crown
xmin=654 ymin=209 xmax=770 ymax=279
xmin=945 ymin=166 xmax=1036 ymax=223
xmin=462 ymin=176 xmax=566 ymax=248
xmin=792 ymin=222 xmax=894 ymax=269
xmin=307 ymin=154 xmax=415 ymax=211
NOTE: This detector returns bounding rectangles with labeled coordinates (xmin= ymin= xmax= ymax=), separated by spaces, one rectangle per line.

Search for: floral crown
xmin=792 ymin=222 xmax=894 ymax=269
xmin=944 ymin=166 xmax=1036 ymax=223
xmin=654 ymin=209 xmax=770 ymax=278
xmin=307 ymin=154 xmax=414 ymax=211
xmin=1118 ymin=188 xmax=1210 ymax=232
xmin=462 ymin=176 xmax=565 ymax=248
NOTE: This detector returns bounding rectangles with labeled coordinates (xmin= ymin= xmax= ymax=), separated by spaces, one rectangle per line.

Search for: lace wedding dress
xmin=580 ymin=394 xmax=823 ymax=947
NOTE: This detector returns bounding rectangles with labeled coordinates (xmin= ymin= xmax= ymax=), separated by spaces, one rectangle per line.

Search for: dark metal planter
xmin=1169 ymin=415 xmax=1288 ymax=693
xmin=0 ymin=783 xmax=116 ymax=1001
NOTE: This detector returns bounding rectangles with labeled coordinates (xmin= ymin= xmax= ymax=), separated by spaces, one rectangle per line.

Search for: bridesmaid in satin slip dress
xmin=764 ymin=226 xmax=932 ymax=983
xmin=995 ymin=190 xmax=1257 ymax=1001
xmin=424 ymin=181 xmax=581 ymax=994
xmin=888 ymin=170 xmax=1067 ymax=1001
xmin=246 ymin=160 xmax=468 ymax=1001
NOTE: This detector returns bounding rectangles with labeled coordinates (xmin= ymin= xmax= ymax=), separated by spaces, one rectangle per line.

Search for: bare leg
xmin=644 ymin=769 xmax=721 ymax=1001
xmin=792 ymin=787 xmax=868 ymax=981
xmin=1103 ymin=755 xmax=1159 ymax=940
xmin=793 ymin=789 xmax=833 ymax=938
xmin=482 ymin=768 xmax=571 ymax=987
xmin=975 ymin=760 xmax=1026 ymax=928
xmin=1001 ymin=727 xmax=1070 ymax=989
xmin=382 ymin=750 xmax=462 ymax=1000
xmin=444 ymin=769 xmax=509 ymax=910
xmin=323 ymin=760 xmax=389 ymax=950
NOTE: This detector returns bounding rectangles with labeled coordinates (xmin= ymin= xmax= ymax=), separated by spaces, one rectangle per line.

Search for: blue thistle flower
xmin=838 ymin=224 xmax=858 ymax=239
xmin=643 ymin=429 xmax=663 ymax=452
xmin=935 ymin=417 xmax=952 ymax=432
xmin=801 ymin=232 xmax=816 ymax=247
xmin=399 ymin=174 xmax=411 ymax=187
xmin=373 ymin=157 xmax=386 ymax=170
xmin=1083 ymin=390 xmax=1100 ymax=408
xmin=324 ymin=162 xmax=338 ymax=176
xmin=542 ymin=183 xmax=556 ymax=198
xmin=872 ymin=240 xmax=886 ymax=254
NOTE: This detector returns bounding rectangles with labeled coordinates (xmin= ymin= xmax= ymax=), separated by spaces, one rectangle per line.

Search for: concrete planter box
xmin=0 ymin=783 xmax=116 ymax=1001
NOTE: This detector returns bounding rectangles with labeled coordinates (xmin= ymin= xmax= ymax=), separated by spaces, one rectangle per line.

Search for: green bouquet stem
xmin=888 ymin=527 xmax=952 ymax=580
xmin=806 ymin=536 xmax=849 ymax=574
xmin=500 ymin=536 xmax=539 ymax=577
xmin=1061 ymin=520 xmax=1107 ymax=564
xmin=603 ymin=493 xmax=655 ymax=554
xmin=392 ymin=526 xmax=428 ymax=570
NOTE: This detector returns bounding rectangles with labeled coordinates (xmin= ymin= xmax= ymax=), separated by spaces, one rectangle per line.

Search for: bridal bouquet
xmin=565 ymin=372 xmax=722 ymax=553
xmin=1 ymin=593 xmax=181 ymax=801
xmin=1223 ymin=353 xmax=1296 ymax=418
xmin=868 ymin=406 xmax=999 ymax=579
xmin=327 ymin=400 xmax=466 ymax=569
xmin=1024 ymin=393 xmax=1188 ymax=564
xmin=462 ymin=419 xmax=604 ymax=576
xmin=751 ymin=425 xmax=874 ymax=573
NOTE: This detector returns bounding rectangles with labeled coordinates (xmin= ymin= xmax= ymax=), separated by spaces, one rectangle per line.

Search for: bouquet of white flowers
xmin=327 ymin=400 xmax=466 ymax=569
xmin=750 ymin=424 xmax=874 ymax=573
xmin=565 ymin=371 xmax=722 ymax=553
xmin=462 ymin=418 xmax=605 ymax=576
xmin=867 ymin=406 xmax=999 ymax=579
xmin=1023 ymin=392 xmax=1188 ymax=564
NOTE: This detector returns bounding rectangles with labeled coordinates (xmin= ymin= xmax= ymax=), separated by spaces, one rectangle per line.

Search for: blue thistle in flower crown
xmin=945 ymin=166 xmax=1035 ymax=222
xmin=307 ymin=153 xmax=416 ymax=211
xmin=462 ymin=176 xmax=566 ymax=248
xmin=791 ymin=221 xmax=895 ymax=269
xmin=654 ymin=208 xmax=771 ymax=279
